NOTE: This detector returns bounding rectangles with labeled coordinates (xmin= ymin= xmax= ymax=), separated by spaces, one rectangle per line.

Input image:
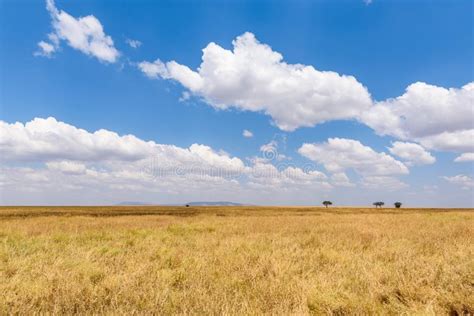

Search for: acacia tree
xmin=373 ymin=201 xmax=385 ymax=208
xmin=394 ymin=202 xmax=402 ymax=208
xmin=322 ymin=201 xmax=333 ymax=208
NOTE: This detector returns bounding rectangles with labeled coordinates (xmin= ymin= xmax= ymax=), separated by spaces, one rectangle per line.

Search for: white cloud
xmin=454 ymin=153 xmax=474 ymax=163
xmin=46 ymin=160 xmax=87 ymax=175
xmin=242 ymin=129 xmax=253 ymax=138
xmin=442 ymin=174 xmax=474 ymax=189
xmin=139 ymin=32 xmax=372 ymax=131
xmin=138 ymin=59 xmax=168 ymax=79
xmin=0 ymin=117 xmax=335 ymax=205
xmin=331 ymin=172 xmax=354 ymax=187
xmin=388 ymin=141 xmax=435 ymax=166
xmin=361 ymin=176 xmax=408 ymax=191
xmin=247 ymin=162 xmax=330 ymax=191
xmin=34 ymin=41 xmax=56 ymax=57
xmin=126 ymin=38 xmax=142 ymax=49
xmin=422 ymin=185 xmax=439 ymax=195
xmin=36 ymin=0 xmax=119 ymax=63
xmin=419 ymin=129 xmax=474 ymax=153
xmin=362 ymin=82 xmax=474 ymax=153
xmin=0 ymin=118 xmax=246 ymax=178
xmin=2 ymin=118 xmax=471 ymax=206
xmin=260 ymin=140 xmax=277 ymax=155
xmin=0 ymin=117 xmax=249 ymax=191
xmin=0 ymin=117 xmax=156 ymax=162
xmin=259 ymin=140 xmax=288 ymax=161
xmin=298 ymin=138 xmax=409 ymax=176
xmin=137 ymin=34 xmax=472 ymax=157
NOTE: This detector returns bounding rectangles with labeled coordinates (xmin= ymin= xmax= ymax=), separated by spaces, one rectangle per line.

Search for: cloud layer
xmin=0 ymin=117 xmax=333 ymax=204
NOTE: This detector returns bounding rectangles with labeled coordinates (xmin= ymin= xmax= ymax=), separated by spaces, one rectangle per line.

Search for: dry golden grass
xmin=1 ymin=206 xmax=473 ymax=314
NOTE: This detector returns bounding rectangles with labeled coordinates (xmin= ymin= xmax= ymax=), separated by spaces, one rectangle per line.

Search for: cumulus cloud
xmin=388 ymin=141 xmax=435 ymax=166
xmin=36 ymin=0 xmax=119 ymax=63
xmin=298 ymin=138 xmax=408 ymax=177
xmin=362 ymin=82 xmax=474 ymax=153
xmin=138 ymin=32 xmax=372 ymax=131
xmin=0 ymin=117 xmax=157 ymax=162
xmin=242 ymin=129 xmax=253 ymax=138
xmin=454 ymin=153 xmax=474 ymax=163
xmin=0 ymin=117 xmax=334 ymax=204
xmin=125 ymin=38 xmax=142 ymax=49
xmin=442 ymin=174 xmax=474 ymax=190
xmin=0 ymin=117 xmax=247 ymax=181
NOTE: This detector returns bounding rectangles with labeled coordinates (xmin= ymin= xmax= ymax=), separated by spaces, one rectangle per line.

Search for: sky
xmin=0 ymin=0 xmax=473 ymax=206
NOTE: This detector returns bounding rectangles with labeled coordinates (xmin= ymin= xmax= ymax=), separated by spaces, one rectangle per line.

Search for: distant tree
xmin=373 ymin=201 xmax=385 ymax=208
xmin=322 ymin=201 xmax=333 ymax=208
xmin=185 ymin=204 xmax=190 ymax=207
xmin=394 ymin=202 xmax=402 ymax=208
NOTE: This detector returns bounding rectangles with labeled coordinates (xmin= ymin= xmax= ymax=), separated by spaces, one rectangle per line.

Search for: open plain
xmin=1 ymin=206 xmax=473 ymax=314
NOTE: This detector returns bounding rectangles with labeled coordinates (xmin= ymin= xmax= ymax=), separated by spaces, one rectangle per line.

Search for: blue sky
xmin=0 ymin=0 xmax=473 ymax=206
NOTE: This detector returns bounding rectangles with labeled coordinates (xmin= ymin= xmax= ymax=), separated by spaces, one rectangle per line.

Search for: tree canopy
xmin=322 ymin=201 xmax=333 ymax=208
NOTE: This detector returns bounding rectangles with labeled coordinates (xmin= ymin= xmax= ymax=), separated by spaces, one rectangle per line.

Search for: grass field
xmin=1 ymin=206 xmax=473 ymax=314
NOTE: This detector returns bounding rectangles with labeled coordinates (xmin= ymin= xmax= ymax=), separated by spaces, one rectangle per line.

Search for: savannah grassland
xmin=0 ymin=206 xmax=473 ymax=315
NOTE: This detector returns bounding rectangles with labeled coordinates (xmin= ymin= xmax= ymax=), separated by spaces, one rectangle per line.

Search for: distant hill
xmin=116 ymin=201 xmax=152 ymax=206
xmin=186 ymin=201 xmax=245 ymax=206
